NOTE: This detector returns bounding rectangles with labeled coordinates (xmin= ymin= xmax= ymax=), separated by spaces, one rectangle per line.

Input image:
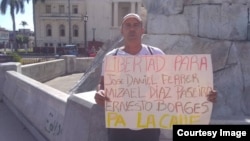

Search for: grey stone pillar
xmin=0 ymin=62 xmax=21 ymax=101
xmin=61 ymin=93 xmax=107 ymax=141
xmin=60 ymin=55 xmax=76 ymax=74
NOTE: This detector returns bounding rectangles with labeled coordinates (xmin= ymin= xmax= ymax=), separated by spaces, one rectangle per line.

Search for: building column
xmin=137 ymin=2 xmax=141 ymax=14
xmin=114 ymin=2 xmax=118 ymax=27
xmin=131 ymin=2 xmax=136 ymax=13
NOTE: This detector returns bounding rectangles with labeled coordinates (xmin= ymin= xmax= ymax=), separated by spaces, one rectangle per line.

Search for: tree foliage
xmin=20 ymin=21 xmax=28 ymax=28
xmin=0 ymin=0 xmax=30 ymax=51
xmin=16 ymin=34 xmax=29 ymax=44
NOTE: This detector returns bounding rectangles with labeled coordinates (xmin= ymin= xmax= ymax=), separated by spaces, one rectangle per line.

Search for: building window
xmin=111 ymin=2 xmax=130 ymax=27
xmin=59 ymin=5 xmax=65 ymax=13
xmin=58 ymin=43 xmax=61 ymax=47
xmin=45 ymin=43 xmax=48 ymax=47
xmin=50 ymin=43 xmax=53 ymax=47
xmin=135 ymin=2 xmax=138 ymax=13
xmin=59 ymin=24 xmax=65 ymax=37
xmin=119 ymin=2 xmax=130 ymax=25
xmin=46 ymin=24 xmax=52 ymax=36
xmin=46 ymin=5 xmax=51 ymax=13
xmin=73 ymin=25 xmax=79 ymax=37
xmin=72 ymin=5 xmax=78 ymax=14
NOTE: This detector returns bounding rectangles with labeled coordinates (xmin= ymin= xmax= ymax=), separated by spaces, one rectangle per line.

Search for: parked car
xmin=0 ymin=51 xmax=5 ymax=56
xmin=58 ymin=44 xmax=78 ymax=56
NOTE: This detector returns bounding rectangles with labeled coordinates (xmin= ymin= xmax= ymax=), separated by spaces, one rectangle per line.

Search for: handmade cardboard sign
xmin=103 ymin=54 xmax=213 ymax=129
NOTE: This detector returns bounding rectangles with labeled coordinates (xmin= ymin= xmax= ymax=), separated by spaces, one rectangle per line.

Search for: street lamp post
xmin=68 ymin=0 xmax=72 ymax=44
xmin=92 ymin=28 xmax=96 ymax=42
xmin=83 ymin=14 xmax=88 ymax=56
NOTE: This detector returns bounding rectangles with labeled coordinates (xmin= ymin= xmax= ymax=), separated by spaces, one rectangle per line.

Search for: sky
xmin=0 ymin=1 xmax=34 ymax=31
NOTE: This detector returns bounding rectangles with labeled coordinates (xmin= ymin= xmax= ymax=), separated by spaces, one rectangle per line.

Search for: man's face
xmin=121 ymin=18 xmax=144 ymax=41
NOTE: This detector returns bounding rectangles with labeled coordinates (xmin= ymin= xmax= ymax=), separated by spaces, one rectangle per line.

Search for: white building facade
xmin=34 ymin=0 xmax=144 ymax=48
xmin=0 ymin=28 xmax=9 ymax=46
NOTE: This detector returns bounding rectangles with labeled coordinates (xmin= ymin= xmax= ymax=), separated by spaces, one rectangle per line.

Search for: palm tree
xmin=32 ymin=0 xmax=45 ymax=48
xmin=20 ymin=20 xmax=28 ymax=29
xmin=0 ymin=0 xmax=30 ymax=51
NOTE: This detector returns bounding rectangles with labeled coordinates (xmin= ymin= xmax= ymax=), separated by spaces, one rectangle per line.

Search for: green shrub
xmin=10 ymin=52 xmax=22 ymax=62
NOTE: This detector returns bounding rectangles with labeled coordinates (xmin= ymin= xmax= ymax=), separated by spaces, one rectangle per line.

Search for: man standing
xmin=94 ymin=13 xmax=217 ymax=141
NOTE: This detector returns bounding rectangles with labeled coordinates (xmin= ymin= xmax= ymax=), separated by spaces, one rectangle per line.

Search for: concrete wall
xmin=0 ymin=57 xmax=95 ymax=141
xmin=21 ymin=56 xmax=94 ymax=82
xmin=1 ymin=66 xmax=68 ymax=141
xmin=61 ymin=92 xmax=108 ymax=141
xmin=21 ymin=59 xmax=66 ymax=82
xmin=75 ymin=57 xmax=95 ymax=73
xmin=0 ymin=63 xmax=21 ymax=101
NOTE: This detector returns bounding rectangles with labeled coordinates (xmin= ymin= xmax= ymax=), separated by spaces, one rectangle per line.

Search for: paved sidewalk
xmin=0 ymin=102 xmax=37 ymax=141
xmin=44 ymin=73 xmax=84 ymax=94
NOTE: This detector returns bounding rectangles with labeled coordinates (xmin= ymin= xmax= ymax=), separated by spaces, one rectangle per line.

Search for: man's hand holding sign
xmin=103 ymin=54 xmax=216 ymax=129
